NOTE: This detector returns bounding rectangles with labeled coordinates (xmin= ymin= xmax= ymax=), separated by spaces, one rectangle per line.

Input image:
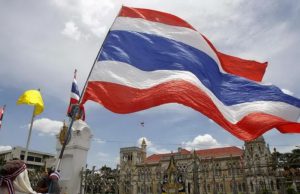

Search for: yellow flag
xmin=17 ymin=90 xmax=44 ymax=115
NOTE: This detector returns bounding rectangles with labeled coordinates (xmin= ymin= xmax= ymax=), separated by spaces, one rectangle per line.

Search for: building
xmin=119 ymin=137 xmax=279 ymax=194
xmin=0 ymin=146 xmax=55 ymax=171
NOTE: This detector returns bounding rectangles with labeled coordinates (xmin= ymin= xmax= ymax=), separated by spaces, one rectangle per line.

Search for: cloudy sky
xmin=0 ymin=0 xmax=300 ymax=169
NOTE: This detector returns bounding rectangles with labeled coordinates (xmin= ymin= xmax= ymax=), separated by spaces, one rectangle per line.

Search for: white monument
xmin=56 ymin=120 xmax=92 ymax=194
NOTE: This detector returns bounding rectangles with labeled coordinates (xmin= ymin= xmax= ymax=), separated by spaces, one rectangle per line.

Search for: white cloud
xmin=97 ymin=152 xmax=108 ymax=157
xmin=62 ymin=21 xmax=82 ymax=40
xmin=137 ymin=137 xmax=169 ymax=154
xmin=54 ymin=0 xmax=115 ymax=37
xmin=0 ymin=145 xmax=12 ymax=152
xmin=31 ymin=118 xmax=63 ymax=136
xmin=93 ymin=137 xmax=106 ymax=144
xmin=182 ymin=134 xmax=221 ymax=150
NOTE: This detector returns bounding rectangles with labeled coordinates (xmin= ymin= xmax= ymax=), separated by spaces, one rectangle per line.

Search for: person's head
xmin=47 ymin=168 xmax=54 ymax=176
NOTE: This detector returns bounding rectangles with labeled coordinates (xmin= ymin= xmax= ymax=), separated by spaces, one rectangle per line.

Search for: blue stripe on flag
xmin=98 ymin=30 xmax=300 ymax=107
xmin=72 ymin=81 xmax=80 ymax=96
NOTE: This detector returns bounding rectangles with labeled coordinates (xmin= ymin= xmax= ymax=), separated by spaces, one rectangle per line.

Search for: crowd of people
xmin=0 ymin=159 xmax=61 ymax=194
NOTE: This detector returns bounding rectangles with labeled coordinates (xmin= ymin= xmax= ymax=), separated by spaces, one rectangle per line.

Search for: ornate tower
xmin=141 ymin=138 xmax=147 ymax=162
xmin=119 ymin=146 xmax=144 ymax=194
xmin=244 ymin=136 xmax=277 ymax=193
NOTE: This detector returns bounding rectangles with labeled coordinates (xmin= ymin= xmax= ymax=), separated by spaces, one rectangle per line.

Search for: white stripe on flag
xmin=89 ymin=61 xmax=300 ymax=123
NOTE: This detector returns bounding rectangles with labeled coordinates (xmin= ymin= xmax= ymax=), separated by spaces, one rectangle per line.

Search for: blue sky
xmin=0 ymin=0 xmax=300 ymax=168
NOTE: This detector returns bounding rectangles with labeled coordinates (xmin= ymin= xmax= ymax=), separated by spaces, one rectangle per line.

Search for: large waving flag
xmin=67 ymin=69 xmax=85 ymax=120
xmin=17 ymin=90 xmax=44 ymax=116
xmin=81 ymin=6 xmax=300 ymax=141
xmin=0 ymin=105 xmax=5 ymax=128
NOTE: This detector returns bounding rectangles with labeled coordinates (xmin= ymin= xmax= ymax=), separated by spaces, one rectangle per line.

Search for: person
xmin=0 ymin=159 xmax=41 ymax=194
xmin=35 ymin=170 xmax=50 ymax=193
xmin=47 ymin=169 xmax=61 ymax=194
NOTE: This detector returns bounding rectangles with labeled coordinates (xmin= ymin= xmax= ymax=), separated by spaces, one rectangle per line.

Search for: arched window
xmin=242 ymin=182 xmax=246 ymax=191
xmin=271 ymin=180 xmax=275 ymax=191
xmin=250 ymin=181 xmax=254 ymax=192
xmin=238 ymin=182 xmax=242 ymax=191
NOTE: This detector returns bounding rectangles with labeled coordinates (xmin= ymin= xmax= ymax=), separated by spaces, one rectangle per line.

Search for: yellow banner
xmin=17 ymin=90 xmax=44 ymax=115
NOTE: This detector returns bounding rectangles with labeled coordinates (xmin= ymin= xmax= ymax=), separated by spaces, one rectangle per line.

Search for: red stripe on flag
xmin=202 ymin=35 xmax=268 ymax=82
xmin=119 ymin=6 xmax=196 ymax=30
xmin=82 ymin=81 xmax=300 ymax=141
xmin=0 ymin=106 xmax=5 ymax=128
xmin=217 ymin=52 xmax=267 ymax=82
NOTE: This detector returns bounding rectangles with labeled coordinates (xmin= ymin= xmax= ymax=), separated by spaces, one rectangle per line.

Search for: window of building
xmin=250 ymin=181 xmax=254 ymax=192
xmin=207 ymin=184 xmax=210 ymax=192
xmin=138 ymin=171 xmax=141 ymax=181
xmin=156 ymin=171 xmax=160 ymax=179
xmin=271 ymin=180 xmax=275 ymax=191
xmin=242 ymin=182 xmax=246 ymax=191
xmin=238 ymin=182 xmax=242 ymax=191
xmin=35 ymin=157 xmax=42 ymax=162
xmin=27 ymin=156 xmax=34 ymax=161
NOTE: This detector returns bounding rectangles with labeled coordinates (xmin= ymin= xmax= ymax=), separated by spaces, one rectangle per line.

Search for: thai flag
xmin=81 ymin=6 xmax=300 ymax=140
xmin=67 ymin=70 xmax=85 ymax=120
xmin=0 ymin=105 xmax=5 ymax=128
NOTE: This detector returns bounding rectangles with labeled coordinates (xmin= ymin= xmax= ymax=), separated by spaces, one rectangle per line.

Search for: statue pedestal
xmin=56 ymin=120 xmax=92 ymax=194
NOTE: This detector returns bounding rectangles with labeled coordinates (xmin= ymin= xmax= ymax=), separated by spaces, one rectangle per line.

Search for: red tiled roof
xmin=145 ymin=148 xmax=190 ymax=163
xmin=195 ymin=146 xmax=243 ymax=158
xmin=145 ymin=146 xmax=242 ymax=163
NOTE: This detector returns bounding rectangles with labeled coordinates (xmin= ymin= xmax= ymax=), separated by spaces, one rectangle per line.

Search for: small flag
xmin=0 ymin=105 xmax=6 ymax=128
xmin=67 ymin=69 xmax=85 ymax=120
xmin=17 ymin=90 xmax=44 ymax=116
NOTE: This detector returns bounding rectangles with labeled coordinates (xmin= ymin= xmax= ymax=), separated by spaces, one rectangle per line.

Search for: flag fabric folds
xmin=67 ymin=70 xmax=85 ymax=120
xmin=81 ymin=6 xmax=300 ymax=141
xmin=0 ymin=105 xmax=5 ymax=128
xmin=17 ymin=90 xmax=44 ymax=116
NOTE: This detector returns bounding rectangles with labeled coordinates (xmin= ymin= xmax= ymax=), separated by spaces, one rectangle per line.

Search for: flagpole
xmin=79 ymin=5 xmax=124 ymax=104
xmin=24 ymin=105 xmax=36 ymax=163
xmin=55 ymin=5 xmax=124 ymax=171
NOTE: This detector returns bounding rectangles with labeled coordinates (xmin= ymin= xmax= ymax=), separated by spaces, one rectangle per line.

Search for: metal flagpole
xmin=55 ymin=5 xmax=124 ymax=171
xmin=24 ymin=105 xmax=36 ymax=163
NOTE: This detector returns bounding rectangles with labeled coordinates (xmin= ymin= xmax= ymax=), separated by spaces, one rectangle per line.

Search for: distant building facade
xmin=119 ymin=137 xmax=278 ymax=194
xmin=0 ymin=146 xmax=55 ymax=171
